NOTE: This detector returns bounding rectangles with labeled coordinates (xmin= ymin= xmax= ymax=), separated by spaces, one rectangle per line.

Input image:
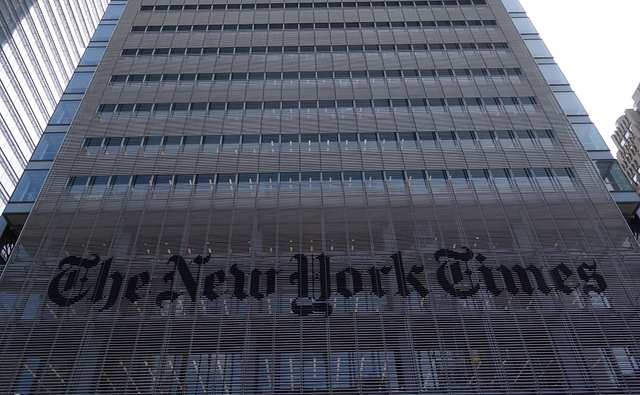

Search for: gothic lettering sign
xmin=47 ymin=248 xmax=608 ymax=316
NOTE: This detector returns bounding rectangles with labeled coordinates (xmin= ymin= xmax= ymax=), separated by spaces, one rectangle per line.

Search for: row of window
xmin=121 ymin=42 xmax=509 ymax=56
xmin=110 ymin=67 xmax=523 ymax=83
xmin=83 ymin=129 xmax=556 ymax=149
xmin=140 ymin=0 xmax=487 ymax=11
xmin=67 ymin=167 xmax=575 ymax=188
xmin=131 ymin=20 xmax=497 ymax=32
xmin=97 ymin=96 xmax=538 ymax=113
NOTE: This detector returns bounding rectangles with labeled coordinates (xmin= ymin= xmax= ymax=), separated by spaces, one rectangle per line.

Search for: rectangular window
xmin=91 ymin=24 xmax=116 ymax=41
xmin=10 ymin=170 xmax=49 ymax=202
xmin=594 ymin=159 xmax=635 ymax=192
xmin=572 ymin=124 xmax=608 ymax=151
xmin=554 ymin=92 xmax=587 ymax=115
xmin=102 ymin=4 xmax=125 ymax=19
xmin=49 ymin=101 xmax=80 ymax=124
xmin=79 ymin=46 xmax=105 ymax=66
xmin=31 ymin=134 xmax=65 ymax=161
xmin=524 ymin=39 xmax=552 ymax=58
xmin=195 ymin=174 xmax=215 ymax=187
xmin=64 ymin=72 xmax=93 ymax=93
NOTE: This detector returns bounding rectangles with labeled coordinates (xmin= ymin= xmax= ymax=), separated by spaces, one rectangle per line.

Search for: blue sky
xmin=518 ymin=0 xmax=640 ymax=152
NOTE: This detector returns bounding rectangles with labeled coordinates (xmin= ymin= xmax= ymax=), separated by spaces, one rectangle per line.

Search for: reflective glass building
xmin=0 ymin=0 xmax=109 ymax=211
xmin=2 ymin=0 xmax=640 ymax=393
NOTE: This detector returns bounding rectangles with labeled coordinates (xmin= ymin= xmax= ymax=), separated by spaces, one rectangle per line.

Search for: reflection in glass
xmin=49 ymin=101 xmax=80 ymax=124
xmin=573 ymin=124 xmax=609 ymax=151
xmin=524 ymin=39 xmax=552 ymax=58
xmin=102 ymin=4 xmax=125 ymax=19
xmin=502 ymin=0 xmax=525 ymax=12
xmin=31 ymin=134 xmax=65 ymax=160
xmin=594 ymin=160 xmax=635 ymax=192
xmin=64 ymin=72 xmax=93 ymax=93
xmin=512 ymin=17 xmax=537 ymax=34
xmin=78 ymin=47 xmax=105 ymax=66
xmin=538 ymin=64 xmax=569 ymax=85
xmin=554 ymin=92 xmax=588 ymax=116
xmin=10 ymin=170 xmax=48 ymax=202
xmin=91 ymin=24 xmax=116 ymax=41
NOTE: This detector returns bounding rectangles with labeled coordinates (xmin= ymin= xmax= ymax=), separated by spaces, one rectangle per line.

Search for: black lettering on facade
xmin=289 ymin=254 xmax=309 ymax=298
xmin=316 ymin=253 xmax=332 ymax=301
xmin=97 ymin=271 xmax=124 ymax=311
xmin=46 ymin=248 xmax=609 ymax=313
xmin=512 ymin=264 xmax=552 ymax=295
xmin=155 ymin=255 xmax=207 ymax=306
xmin=551 ymin=263 xmax=574 ymax=295
xmin=435 ymin=248 xmax=480 ymax=298
xmin=391 ymin=251 xmax=428 ymax=297
xmin=368 ymin=266 xmax=391 ymax=297
xmin=125 ymin=271 xmax=151 ymax=303
xmin=250 ymin=268 xmax=278 ymax=300
xmin=497 ymin=265 xmax=520 ymax=295
xmin=479 ymin=261 xmax=552 ymax=297
xmin=478 ymin=264 xmax=503 ymax=296
xmin=230 ymin=264 xmax=248 ymax=300
xmin=525 ymin=265 xmax=551 ymax=294
xmin=91 ymin=257 xmax=113 ymax=303
xmin=155 ymin=271 xmax=180 ymax=307
xmin=203 ymin=269 xmax=226 ymax=300
xmin=577 ymin=262 xmax=607 ymax=294
xmin=336 ymin=267 xmax=363 ymax=298
xmin=290 ymin=254 xmax=332 ymax=316
xmin=48 ymin=255 xmax=102 ymax=307
xmin=92 ymin=257 xmax=124 ymax=311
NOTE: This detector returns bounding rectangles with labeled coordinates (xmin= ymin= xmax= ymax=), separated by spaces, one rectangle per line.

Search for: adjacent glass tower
xmin=1 ymin=0 xmax=640 ymax=393
xmin=0 ymin=0 xmax=109 ymax=211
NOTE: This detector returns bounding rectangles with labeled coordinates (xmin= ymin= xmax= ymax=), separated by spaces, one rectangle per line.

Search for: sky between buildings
xmin=518 ymin=0 xmax=640 ymax=153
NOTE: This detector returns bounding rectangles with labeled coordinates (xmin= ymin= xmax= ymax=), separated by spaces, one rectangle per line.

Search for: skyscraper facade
xmin=1 ymin=0 xmax=640 ymax=393
xmin=0 ymin=0 xmax=109 ymax=212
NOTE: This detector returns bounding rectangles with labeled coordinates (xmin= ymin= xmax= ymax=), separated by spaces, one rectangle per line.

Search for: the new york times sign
xmin=47 ymin=248 xmax=608 ymax=316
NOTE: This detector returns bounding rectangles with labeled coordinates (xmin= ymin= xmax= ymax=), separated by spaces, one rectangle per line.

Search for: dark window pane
xmin=344 ymin=171 xmax=362 ymax=181
xmin=318 ymin=100 xmax=335 ymax=108
xmin=203 ymin=135 xmax=220 ymax=145
xmin=191 ymin=102 xmax=208 ymax=111
xmin=172 ymin=103 xmax=189 ymax=111
xmin=398 ymin=132 xmax=416 ymax=141
xmin=379 ymin=132 xmax=396 ymax=141
xmin=242 ymin=135 xmax=260 ymax=144
xmin=227 ymin=102 xmax=245 ymax=110
xmin=197 ymin=73 xmax=213 ymax=81
xmin=262 ymin=134 xmax=280 ymax=144
xmin=154 ymin=103 xmax=171 ymax=111
xmin=301 ymin=133 xmax=318 ymax=143
xmin=222 ymin=135 xmax=241 ymax=144
xmin=135 ymin=103 xmax=153 ymax=112
xmin=340 ymin=133 xmax=357 ymax=142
